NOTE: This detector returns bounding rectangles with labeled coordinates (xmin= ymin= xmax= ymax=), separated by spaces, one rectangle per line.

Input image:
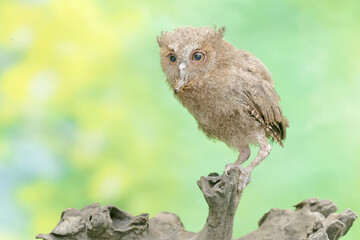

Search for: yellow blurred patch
xmin=0 ymin=1 xmax=48 ymax=45
xmin=89 ymin=163 xmax=130 ymax=202
xmin=1 ymin=62 xmax=40 ymax=107
xmin=0 ymin=233 xmax=20 ymax=240
xmin=17 ymin=181 xmax=54 ymax=207
xmin=16 ymin=181 xmax=60 ymax=236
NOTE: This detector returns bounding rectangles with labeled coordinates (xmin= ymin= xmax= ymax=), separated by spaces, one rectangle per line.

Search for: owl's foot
xmin=224 ymin=163 xmax=251 ymax=192
xmin=225 ymin=163 xmax=243 ymax=176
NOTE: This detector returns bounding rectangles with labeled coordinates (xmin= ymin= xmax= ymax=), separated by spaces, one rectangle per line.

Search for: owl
xmin=157 ymin=26 xmax=289 ymax=191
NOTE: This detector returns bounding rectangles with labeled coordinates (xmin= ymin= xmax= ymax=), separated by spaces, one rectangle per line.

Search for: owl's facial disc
xmin=174 ymin=62 xmax=188 ymax=94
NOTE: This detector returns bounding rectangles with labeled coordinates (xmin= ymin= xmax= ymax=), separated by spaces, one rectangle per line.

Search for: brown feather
xmin=243 ymin=88 xmax=287 ymax=146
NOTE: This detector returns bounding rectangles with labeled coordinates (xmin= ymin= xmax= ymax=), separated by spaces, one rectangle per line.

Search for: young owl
xmin=157 ymin=26 xmax=289 ymax=191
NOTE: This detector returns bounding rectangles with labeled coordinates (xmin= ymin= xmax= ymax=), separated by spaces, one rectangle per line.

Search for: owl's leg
xmin=224 ymin=145 xmax=250 ymax=175
xmin=239 ymin=135 xmax=271 ymax=191
xmin=235 ymin=145 xmax=251 ymax=165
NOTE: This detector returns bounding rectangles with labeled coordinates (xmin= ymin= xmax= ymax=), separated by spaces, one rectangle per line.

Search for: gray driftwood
xmin=36 ymin=167 xmax=357 ymax=240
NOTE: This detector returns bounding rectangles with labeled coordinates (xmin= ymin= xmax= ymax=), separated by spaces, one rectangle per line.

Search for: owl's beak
xmin=174 ymin=62 xmax=187 ymax=94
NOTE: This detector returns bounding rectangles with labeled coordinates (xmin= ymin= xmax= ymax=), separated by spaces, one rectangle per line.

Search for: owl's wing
xmin=239 ymin=54 xmax=289 ymax=146
xmin=240 ymin=50 xmax=273 ymax=83
xmin=242 ymin=84 xmax=288 ymax=146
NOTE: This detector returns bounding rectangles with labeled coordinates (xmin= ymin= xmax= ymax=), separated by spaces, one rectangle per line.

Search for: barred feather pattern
xmin=243 ymin=90 xmax=288 ymax=147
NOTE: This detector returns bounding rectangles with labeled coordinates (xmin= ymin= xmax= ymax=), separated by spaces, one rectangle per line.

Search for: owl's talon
xmin=224 ymin=163 xmax=251 ymax=192
xmin=224 ymin=163 xmax=243 ymax=176
xmin=224 ymin=163 xmax=234 ymax=176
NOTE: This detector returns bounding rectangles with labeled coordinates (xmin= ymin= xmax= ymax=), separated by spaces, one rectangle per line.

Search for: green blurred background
xmin=0 ymin=0 xmax=359 ymax=239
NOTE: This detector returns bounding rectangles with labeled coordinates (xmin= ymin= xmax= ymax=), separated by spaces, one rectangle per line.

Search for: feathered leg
xmin=235 ymin=145 xmax=251 ymax=165
xmin=225 ymin=145 xmax=250 ymax=174
xmin=239 ymin=134 xmax=271 ymax=191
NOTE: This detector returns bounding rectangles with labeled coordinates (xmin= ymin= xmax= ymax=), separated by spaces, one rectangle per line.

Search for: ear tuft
xmin=157 ymin=31 xmax=165 ymax=47
xmin=212 ymin=25 xmax=226 ymax=38
xmin=218 ymin=26 xmax=226 ymax=38
xmin=157 ymin=36 xmax=162 ymax=47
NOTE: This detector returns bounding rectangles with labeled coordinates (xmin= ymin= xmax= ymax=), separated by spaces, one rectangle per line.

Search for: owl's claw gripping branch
xmin=224 ymin=163 xmax=251 ymax=192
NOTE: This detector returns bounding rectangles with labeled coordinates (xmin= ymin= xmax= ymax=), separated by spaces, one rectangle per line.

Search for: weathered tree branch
xmin=36 ymin=167 xmax=357 ymax=240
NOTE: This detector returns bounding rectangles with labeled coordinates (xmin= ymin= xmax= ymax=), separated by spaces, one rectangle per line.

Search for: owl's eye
xmin=168 ymin=54 xmax=176 ymax=64
xmin=191 ymin=51 xmax=205 ymax=63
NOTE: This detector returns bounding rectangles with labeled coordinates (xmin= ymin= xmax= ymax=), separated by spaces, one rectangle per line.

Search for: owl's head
xmin=157 ymin=26 xmax=226 ymax=94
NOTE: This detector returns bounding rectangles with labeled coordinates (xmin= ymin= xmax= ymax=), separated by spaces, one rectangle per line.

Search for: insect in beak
xmin=174 ymin=78 xmax=186 ymax=94
xmin=174 ymin=62 xmax=187 ymax=94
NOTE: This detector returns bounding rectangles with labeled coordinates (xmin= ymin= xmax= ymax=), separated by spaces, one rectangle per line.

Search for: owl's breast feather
xmin=177 ymin=83 xmax=234 ymax=124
